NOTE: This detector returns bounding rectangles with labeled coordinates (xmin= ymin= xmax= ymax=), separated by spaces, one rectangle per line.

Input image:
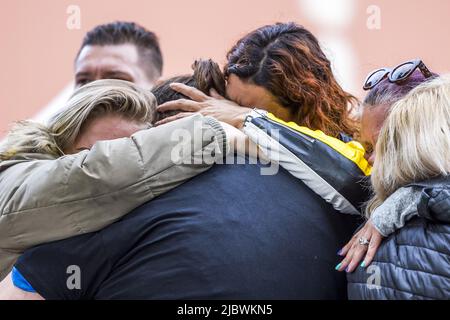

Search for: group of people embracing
xmin=0 ymin=21 xmax=448 ymax=300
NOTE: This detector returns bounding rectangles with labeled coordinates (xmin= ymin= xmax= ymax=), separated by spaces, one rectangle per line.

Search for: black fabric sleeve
xmin=14 ymin=232 xmax=111 ymax=300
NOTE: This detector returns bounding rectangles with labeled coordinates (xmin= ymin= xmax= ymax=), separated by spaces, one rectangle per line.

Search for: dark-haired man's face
xmin=75 ymin=44 xmax=155 ymax=90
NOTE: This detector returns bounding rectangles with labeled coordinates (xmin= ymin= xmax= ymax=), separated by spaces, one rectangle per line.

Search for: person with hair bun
xmin=156 ymin=22 xmax=358 ymax=140
xmin=152 ymin=59 xmax=258 ymax=158
xmin=152 ymin=59 xmax=227 ymax=123
xmin=154 ymin=23 xmax=371 ymax=216
xmin=0 ymin=79 xmax=232 ymax=286
xmin=0 ymin=62 xmax=361 ymax=300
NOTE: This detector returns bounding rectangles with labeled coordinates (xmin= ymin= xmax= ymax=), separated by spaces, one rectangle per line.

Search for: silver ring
xmin=359 ymin=237 xmax=370 ymax=246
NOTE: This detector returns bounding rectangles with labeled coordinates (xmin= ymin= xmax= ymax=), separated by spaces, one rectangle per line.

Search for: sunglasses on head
xmin=363 ymin=59 xmax=434 ymax=91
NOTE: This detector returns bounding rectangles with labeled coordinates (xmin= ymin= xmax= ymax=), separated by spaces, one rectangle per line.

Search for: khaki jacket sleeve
xmin=0 ymin=114 xmax=226 ymax=253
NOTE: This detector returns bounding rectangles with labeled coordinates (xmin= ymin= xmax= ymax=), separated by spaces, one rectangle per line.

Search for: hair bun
xmin=192 ymin=59 xmax=226 ymax=97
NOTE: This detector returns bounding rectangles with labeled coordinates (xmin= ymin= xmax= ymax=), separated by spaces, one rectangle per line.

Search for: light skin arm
xmin=155 ymin=83 xmax=252 ymax=128
xmin=219 ymin=121 xmax=268 ymax=161
xmin=155 ymin=84 xmax=266 ymax=160
xmin=335 ymin=220 xmax=384 ymax=273
xmin=0 ymin=272 xmax=44 ymax=300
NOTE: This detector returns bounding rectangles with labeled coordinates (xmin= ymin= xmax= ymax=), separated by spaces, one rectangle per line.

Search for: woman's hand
xmin=335 ymin=220 xmax=384 ymax=273
xmin=155 ymin=83 xmax=252 ymax=128
xmin=220 ymin=121 xmax=267 ymax=160
xmin=220 ymin=121 xmax=246 ymax=154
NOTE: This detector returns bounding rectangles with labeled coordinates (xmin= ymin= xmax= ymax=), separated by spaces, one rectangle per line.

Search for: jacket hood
xmin=411 ymin=176 xmax=450 ymax=223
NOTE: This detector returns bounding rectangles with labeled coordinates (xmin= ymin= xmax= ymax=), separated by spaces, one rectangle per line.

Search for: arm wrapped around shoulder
xmin=0 ymin=114 xmax=227 ymax=278
xmin=370 ymin=187 xmax=422 ymax=237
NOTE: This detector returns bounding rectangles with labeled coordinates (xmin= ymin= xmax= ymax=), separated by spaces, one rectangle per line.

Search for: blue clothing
xmin=12 ymin=266 xmax=36 ymax=293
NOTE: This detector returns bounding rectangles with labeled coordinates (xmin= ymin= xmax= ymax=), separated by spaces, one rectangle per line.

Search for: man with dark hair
xmin=1 ymin=158 xmax=360 ymax=300
xmin=0 ymin=59 xmax=368 ymax=300
xmin=74 ymin=21 xmax=163 ymax=89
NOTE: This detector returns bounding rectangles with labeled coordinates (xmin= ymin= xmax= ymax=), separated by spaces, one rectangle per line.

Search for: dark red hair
xmin=225 ymin=22 xmax=359 ymax=138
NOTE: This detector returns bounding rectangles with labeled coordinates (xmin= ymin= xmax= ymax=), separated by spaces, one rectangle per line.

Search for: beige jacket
xmin=0 ymin=115 xmax=227 ymax=280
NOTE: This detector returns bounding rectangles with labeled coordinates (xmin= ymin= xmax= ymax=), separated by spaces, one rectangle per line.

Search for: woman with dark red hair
xmin=156 ymin=22 xmax=371 ymax=219
xmin=156 ymin=22 xmax=359 ymax=139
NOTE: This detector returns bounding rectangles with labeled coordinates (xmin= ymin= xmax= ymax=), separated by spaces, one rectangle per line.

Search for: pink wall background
xmin=1 ymin=0 xmax=449 ymax=137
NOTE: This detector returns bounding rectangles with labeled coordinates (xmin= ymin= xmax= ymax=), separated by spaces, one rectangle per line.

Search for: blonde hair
xmin=0 ymin=79 xmax=156 ymax=162
xmin=366 ymin=75 xmax=450 ymax=215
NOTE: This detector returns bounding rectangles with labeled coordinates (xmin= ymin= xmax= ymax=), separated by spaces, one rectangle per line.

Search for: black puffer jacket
xmin=347 ymin=176 xmax=450 ymax=300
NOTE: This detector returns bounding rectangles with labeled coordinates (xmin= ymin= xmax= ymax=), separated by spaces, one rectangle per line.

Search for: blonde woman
xmin=338 ymin=76 xmax=450 ymax=298
xmin=0 ymin=79 xmax=234 ymax=281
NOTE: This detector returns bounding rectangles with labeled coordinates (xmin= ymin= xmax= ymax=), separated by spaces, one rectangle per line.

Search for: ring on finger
xmin=358 ymin=237 xmax=370 ymax=246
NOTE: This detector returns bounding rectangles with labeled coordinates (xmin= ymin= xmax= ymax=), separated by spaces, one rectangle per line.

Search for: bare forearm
xmin=0 ymin=272 xmax=44 ymax=300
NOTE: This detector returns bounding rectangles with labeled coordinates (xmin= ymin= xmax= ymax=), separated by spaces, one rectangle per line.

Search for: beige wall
xmin=1 ymin=0 xmax=449 ymax=137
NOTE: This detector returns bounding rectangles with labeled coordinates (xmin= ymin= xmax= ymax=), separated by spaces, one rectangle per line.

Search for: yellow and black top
xmin=243 ymin=109 xmax=372 ymax=215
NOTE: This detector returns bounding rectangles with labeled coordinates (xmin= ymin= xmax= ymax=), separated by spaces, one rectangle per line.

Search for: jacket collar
xmin=411 ymin=175 xmax=450 ymax=223
xmin=408 ymin=175 xmax=450 ymax=189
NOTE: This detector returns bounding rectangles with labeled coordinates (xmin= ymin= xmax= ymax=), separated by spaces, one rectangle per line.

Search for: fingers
xmin=345 ymin=237 xmax=370 ymax=273
xmin=361 ymin=232 xmax=383 ymax=268
xmin=157 ymin=99 xmax=202 ymax=113
xmin=338 ymin=223 xmax=365 ymax=257
xmin=335 ymin=222 xmax=386 ymax=273
xmin=336 ymin=237 xmax=366 ymax=272
xmin=338 ymin=236 xmax=356 ymax=257
xmin=336 ymin=225 xmax=370 ymax=273
xmin=154 ymin=112 xmax=195 ymax=126
xmin=209 ymin=88 xmax=226 ymax=100
xmin=170 ymin=83 xmax=209 ymax=102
